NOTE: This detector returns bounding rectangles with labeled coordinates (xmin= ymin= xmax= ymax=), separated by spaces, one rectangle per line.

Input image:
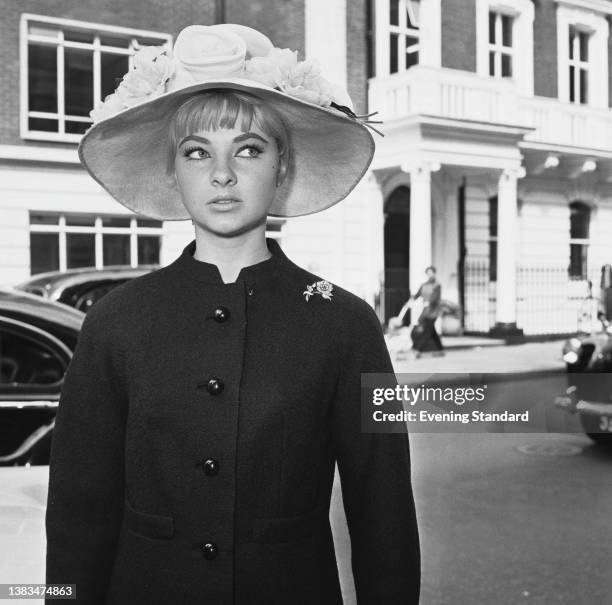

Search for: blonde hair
xmin=166 ymin=90 xmax=291 ymax=175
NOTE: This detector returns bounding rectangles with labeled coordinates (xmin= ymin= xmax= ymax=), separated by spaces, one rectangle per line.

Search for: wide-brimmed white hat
xmin=78 ymin=23 xmax=381 ymax=219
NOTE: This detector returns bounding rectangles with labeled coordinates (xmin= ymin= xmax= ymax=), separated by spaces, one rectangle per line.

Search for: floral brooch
xmin=303 ymin=280 xmax=333 ymax=301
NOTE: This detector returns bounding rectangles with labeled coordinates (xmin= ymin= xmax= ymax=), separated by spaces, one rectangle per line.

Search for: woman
xmin=410 ymin=266 xmax=444 ymax=357
xmin=45 ymin=24 xmax=420 ymax=605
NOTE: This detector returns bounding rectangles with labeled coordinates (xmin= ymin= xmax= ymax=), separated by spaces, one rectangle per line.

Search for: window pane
xmin=28 ymin=24 xmax=59 ymax=38
xmin=569 ymin=28 xmax=574 ymax=60
xmin=103 ymin=234 xmax=130 ymax=265
xmin=580 ymin=68 xmax=588 ymax=104
xmin=28 ymin=118 xmax=58 ymax=132
xmin=569 ymin=244 xmax=587 ymax=279
xmin=0 ymin=329 xmax=66 ymax=387
xmin=67 ymin=234 xmax=95 ymax=268
xmin=66 ymin=214 xmax=95 ymax=226
xmin=406 ymin=48 xmax=418 ymax=69
xmin=138 ymin=236 xmax=160 ymax=264
xmin=501 ymin=53 xmax=512 ymax=78
xmin=579 ymin=32 xmax=588 ymax=61
xmin=103 ymin=216 xmax=131 ymax=228
xmin=100 ymin=34 xmax=131 ymax=48
xmin=30 ymin=213 xmax=58 ymax=225
xmin=28 ymin=44 xmax=57 ymax=112
xmin=489 ymin=12 xmax=496 ymax=44
xmin=489 ymin=51 xmax=495 ymax=76
xmin=101 ymin=53 xmax=129 ymax=99
xmin=489 ymin=241 xmax=497 ymax=283
xmin=64 ymin=30 xmax=94 ymax=44
xmin=569 ymin=65 xmax=575 ymax=102
xmin=407 ymin=1 xmax=420 ymax=29
xmin=137 ymin=218 xmax=162 ymax=228
xmin=570 ymin=202 xmax=590 ymax=239
xmin=489 ymin=197 xmax=498 ymax=237
xmin=30 ymin=233 xmax=59 ymax=274
xmin=390 ymin=0 xmax=399 ymax=26
xmin=65 ymin=121 xmax=91 ymax=134
xmin=501 ymin=15 xmax=512 ymax=47
xmin=390 ymin=33 xmax=399 ymax=73
xmin=64 ymin=47 xmax=93 ymax=117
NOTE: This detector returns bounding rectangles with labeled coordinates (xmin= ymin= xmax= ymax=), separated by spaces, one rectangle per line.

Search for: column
xmin=409 ymin=164 xmax=433 ymax=297
xmin=361 ymin=172 xmax=385 ymax=310
xmin=490 ymin=168 xmax=524 ymax=340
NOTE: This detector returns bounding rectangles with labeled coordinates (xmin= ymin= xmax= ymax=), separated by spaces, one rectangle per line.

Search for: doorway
xmin=384 ymin=186 xmax=411 ymax=323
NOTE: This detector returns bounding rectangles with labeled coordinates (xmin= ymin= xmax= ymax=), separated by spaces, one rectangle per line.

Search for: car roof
xmin=15 ymin=265 xmax=158 ymax=293
xmin=0 ymin=289 xmax=84 ymax=333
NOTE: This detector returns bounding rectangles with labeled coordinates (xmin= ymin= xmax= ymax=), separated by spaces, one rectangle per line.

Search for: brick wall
xmin=225 ymin=0 xmax=304 ymax=58
xmin=533 ymin=0 xmax=558 ymax=99
xmin=441 ymin=0 xmax=476 ymax=72
xmin=0 ymin=0 xmax=218 ymax=147
xmin=346 ymin=0 xmax=368 ymax=116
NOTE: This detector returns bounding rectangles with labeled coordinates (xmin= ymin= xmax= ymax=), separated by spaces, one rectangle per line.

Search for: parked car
xmin=0 ymin=289 xmax=84 ymax=584
xmin=15 ymin=265 xmax=158 ymax=312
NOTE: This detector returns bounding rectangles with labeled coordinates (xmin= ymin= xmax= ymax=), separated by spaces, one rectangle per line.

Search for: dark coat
xmin=45 ymin=238 xmax=420 ymax=605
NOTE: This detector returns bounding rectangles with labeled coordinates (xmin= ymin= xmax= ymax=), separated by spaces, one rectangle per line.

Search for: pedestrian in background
xmin=410 ymin=265 xmax=444 ymax=358
xmin=45 ymin=23 xmax=420 ymax=605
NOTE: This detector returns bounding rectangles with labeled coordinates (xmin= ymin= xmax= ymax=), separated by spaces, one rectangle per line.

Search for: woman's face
xmin=174 ymin=123 xmax=285 ymax=238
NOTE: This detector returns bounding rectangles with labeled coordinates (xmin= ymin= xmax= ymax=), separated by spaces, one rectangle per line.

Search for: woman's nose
xmin=210 ymin=158 xmax=237 ymax=187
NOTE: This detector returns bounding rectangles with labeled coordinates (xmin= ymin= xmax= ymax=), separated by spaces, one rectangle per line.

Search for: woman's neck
xmin=192 ymin=227 xmax=271 ymax=284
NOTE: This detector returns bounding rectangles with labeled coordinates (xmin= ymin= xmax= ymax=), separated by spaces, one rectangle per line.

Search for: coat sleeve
xmin=332 ymin=303 xmax=420 ymax=605
xmin=45 ymin=301 xmax=127 ymax=604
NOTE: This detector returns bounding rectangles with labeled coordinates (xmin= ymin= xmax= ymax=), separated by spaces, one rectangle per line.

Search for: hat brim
xmin=78 ymin=78 xmax=375 ymax=219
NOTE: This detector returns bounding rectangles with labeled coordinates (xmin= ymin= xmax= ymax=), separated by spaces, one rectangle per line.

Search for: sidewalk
xmin=386 ymin=329 xmax=567 ymax=374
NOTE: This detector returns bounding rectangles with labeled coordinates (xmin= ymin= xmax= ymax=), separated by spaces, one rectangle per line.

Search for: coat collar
xmin=172 ymin=237 xmax=289 ymax=285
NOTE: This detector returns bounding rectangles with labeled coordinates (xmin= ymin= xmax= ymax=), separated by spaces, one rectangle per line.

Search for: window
xmin=488 ymin=196 xmax=498 ymax=282
xmin=569 ymin=201 xmax=590 ymax=280
xmin=476 ymin=0 xmax=534 ymax=96
xmin=568 ymin=26 xmax=589 ymax=104
xmin=29 ymin=212 xmax=163 ymax=274
xmin=388 ymin=0 xmax=420 ymax=73
xmin=21 ymin=14 xmax=170 ymax=142
xmin=488 ymin=11 xmax=513 ymax=78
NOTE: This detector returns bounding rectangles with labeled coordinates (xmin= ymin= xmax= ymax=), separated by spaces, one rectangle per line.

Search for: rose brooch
xmin=303 ymin=280 xmax=333 ymax=301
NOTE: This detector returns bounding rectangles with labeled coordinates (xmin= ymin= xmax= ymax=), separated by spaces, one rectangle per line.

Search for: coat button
xmin=206 ymin=378 xmax=224 ymax=395
xmin=213 ymin=306 xmax=230 ymax=323
xmin=202 ymin=542 xmax=218 ymax=560
xmin=203 ymin=458 xmax=219 ymax=476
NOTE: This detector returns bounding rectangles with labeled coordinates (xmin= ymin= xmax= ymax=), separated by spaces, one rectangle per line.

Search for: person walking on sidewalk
xmin=44 ymin=23 xmax=420 ymax=605
xmin=411 ymin=266 xmax=444 ymax=357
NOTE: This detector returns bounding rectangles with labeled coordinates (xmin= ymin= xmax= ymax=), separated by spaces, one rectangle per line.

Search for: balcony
xmin=368 ymin=65 xmax=612 ymax=155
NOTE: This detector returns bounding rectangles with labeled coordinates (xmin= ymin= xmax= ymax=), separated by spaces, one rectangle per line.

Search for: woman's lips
xmin=208 ymin=198 xmax=242 ymax=210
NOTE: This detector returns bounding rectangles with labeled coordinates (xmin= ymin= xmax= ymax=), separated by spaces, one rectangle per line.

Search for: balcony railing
xmin=369 ymin=65 xmax=612 ymax=152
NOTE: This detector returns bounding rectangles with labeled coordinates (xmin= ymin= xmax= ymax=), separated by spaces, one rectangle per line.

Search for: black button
xmin=202 ymin=542 xmax=218 ymax=560
xmin=206 ymin=378 xmax=224 ymax=395
xmin=203 ymin=458 xmax=219 ymax=476
xmin=214 ymin=306 xmax=230 ymax=323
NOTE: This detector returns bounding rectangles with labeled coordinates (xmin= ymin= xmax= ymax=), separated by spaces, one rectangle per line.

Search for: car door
xmin=0 ymin=316 xmax=72 ymax=466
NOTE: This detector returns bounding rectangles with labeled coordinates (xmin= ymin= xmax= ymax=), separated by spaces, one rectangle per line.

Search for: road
xmin=330 ymin=372 xmax=612 ymax=604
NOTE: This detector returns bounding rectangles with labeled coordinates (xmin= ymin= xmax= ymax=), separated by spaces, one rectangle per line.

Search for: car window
xmin=0 ymin=320 xmax=71 ymax=394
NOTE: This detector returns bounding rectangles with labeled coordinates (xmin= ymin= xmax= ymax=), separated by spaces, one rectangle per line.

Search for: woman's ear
xmin=276 ymin=152 xmax=288 ymax=187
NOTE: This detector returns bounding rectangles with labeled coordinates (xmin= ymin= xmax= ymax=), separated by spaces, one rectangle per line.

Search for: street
xmin=331 ymin=349 xmax=612 ymax=604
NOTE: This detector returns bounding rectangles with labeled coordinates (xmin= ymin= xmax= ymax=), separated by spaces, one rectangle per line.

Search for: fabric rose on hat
xmin=169 ymin=25 xmax=247 ymax=90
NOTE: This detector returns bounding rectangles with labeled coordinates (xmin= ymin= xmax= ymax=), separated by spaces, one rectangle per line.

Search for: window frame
xmin=488 ymin=10 xmax=514 ymax=79
xmin=555 ymin=2 xmax=608 ymax=108
xmin=29 ymin=212 xmax=165 ymax=273
xmin=20 ymin=13 xmax=172 ymax=143
xmin=476 ymin=0 xmax=534 ymax=96
xmin=568 ymin=201 xmax=591 ymax=281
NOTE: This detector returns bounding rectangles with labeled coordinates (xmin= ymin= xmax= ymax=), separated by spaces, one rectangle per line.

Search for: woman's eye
xmin=236 ymin=145 xmax=263 ymax=158
xmin=184 ymin=147 xmax=208 ymax=159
